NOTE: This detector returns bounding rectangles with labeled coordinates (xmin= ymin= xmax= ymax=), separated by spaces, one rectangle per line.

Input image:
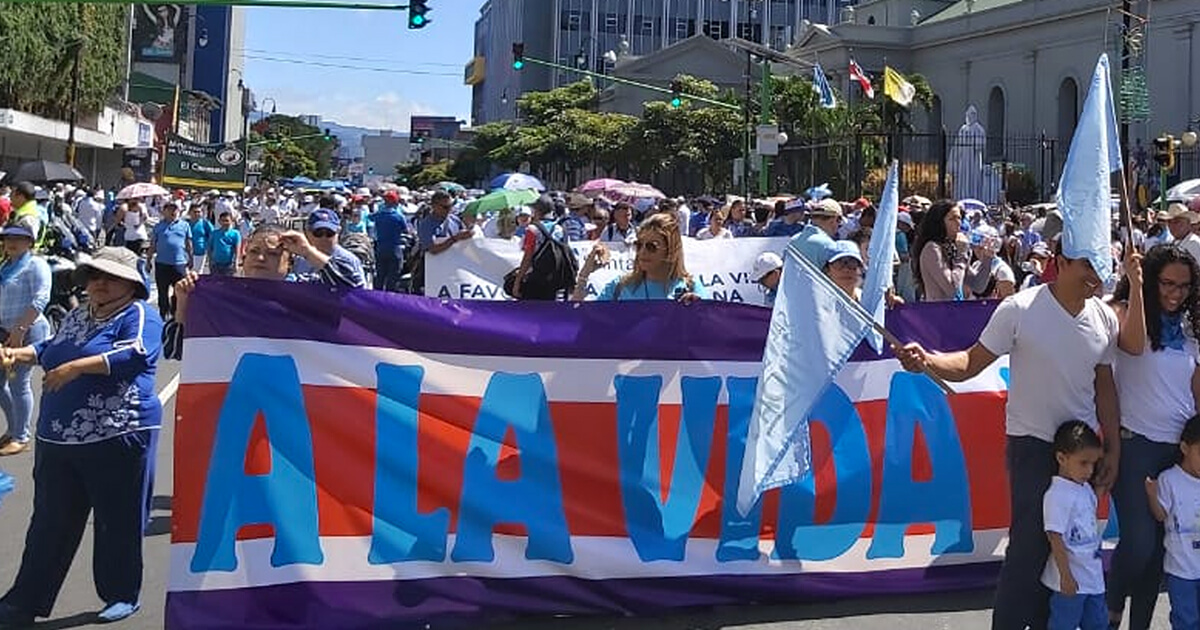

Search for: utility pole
xmin=758 ymin=59 xmax=771 ymax=196
xmin=65 ymin=40 xmax=83 ymax=166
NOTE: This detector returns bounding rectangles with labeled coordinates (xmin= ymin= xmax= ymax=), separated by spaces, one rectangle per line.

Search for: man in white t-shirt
xmin=896 ymin=240 xmax=1121 ymax=630
xmin=1165 ymin=203 xmax=1200 ymax=262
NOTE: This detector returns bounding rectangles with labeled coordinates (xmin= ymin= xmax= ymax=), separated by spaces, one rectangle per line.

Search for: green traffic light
xmin=410 ymin=14 xmax=425 ymax=26
xmin=513 ymin=60 xmax=524 ymax=70
xmin=670 ymin=97 xmax=682 ymax=108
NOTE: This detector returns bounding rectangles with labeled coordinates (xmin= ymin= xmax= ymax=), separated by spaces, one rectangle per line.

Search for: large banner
xmin=162 ymin=135 xmax=247 ymax=190
xmin=170 ymin=279 xmax=1015 ymax=630
xmin=425 ymin=237 xmax=789 ymax=304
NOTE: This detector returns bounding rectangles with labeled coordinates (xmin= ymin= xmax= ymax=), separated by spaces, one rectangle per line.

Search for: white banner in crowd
xmin=425 ymin=237 xmax=791 ymax=304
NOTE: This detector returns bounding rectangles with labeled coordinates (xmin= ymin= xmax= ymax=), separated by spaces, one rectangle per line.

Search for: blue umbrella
xmin=489 ymin=173 xmax=545 ymax=192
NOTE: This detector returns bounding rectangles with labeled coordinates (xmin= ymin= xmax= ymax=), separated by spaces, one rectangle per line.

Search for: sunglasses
xmin=635 ymin=240 xmax=663 ymax=253
xmin=312 ymin=229 xmax=337 ymax=238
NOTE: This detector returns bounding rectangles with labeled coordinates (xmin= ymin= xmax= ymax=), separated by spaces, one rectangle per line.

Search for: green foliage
xmin=0 ymin=4 xmax=127 ymax=118
xmin=408 ymin=160 xmax=453 ymax=188
xmin=255 ymin=115 xmax=337 ymax=178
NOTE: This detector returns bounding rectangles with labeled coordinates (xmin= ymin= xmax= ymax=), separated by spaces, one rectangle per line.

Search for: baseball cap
xmin=784 ymin=198 xmax=807 ymax=213
xmin=307 ymin=208 xmax=341 ymax=232
xmin=826 ymin=240 xmax=863 ymax=266
xmin=517 ymin=206 xmax=533 ymax=217
xmin=897 ymin=212 xmax=914 ymax=228
xmin=383 ymin=190 xmax=401 ymax=204
xmin=1030 ymin=242 xmax=1052 ymax=259
xmin=809 ymin=198 xmax=843 ymax=218
xmin=752 ymin=252 xmax=783 ymax=281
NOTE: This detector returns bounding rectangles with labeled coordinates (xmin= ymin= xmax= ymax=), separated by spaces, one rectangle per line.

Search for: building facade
xmin=793 ymin=0 xmax=1199 ymax=166
xmin=468 ymin=0 xmax=860 ymax=125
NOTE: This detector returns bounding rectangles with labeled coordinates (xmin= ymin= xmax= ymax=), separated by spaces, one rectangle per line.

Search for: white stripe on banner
xmin=180 ymin=338 xmax=1010 ymax=403
xmin=169 ymin=530 xmax=1012 ymax=592
xmin=423 ymin=237 xmax=791 ymax=303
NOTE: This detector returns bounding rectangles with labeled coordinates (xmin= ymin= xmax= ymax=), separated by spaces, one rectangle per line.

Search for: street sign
xmin=756 ymin=124 xmax=780 ymax=157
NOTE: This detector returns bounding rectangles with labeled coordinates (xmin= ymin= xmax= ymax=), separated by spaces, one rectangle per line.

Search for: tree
xmin=260 ymin=136 xmax=317 ymax=179
xmin=633 ymin=75 xmax=742 ymax=190
xmin=254 ymin=115 xmax=338 ymax=177
xmin=0 ymin=4 xmax=127 ymax=118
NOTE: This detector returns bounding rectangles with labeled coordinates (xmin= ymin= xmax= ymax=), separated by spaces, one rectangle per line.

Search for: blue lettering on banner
xmin=451 ymin=373 xmax=574 ymax=563
xmin=716 ymin=376 xmax=764 ymax=561
xmin=867 ymin=373 xmax=974 ymax=558
xmin=369 ymin=364 xmax=450 ymax=563
xmin=615 ymin=375 xmax=720 ymax=561
xmin=774 ymin=385 xmax=872 ymax=561
xmin=191 ymin=354 xmax=324 ymax=572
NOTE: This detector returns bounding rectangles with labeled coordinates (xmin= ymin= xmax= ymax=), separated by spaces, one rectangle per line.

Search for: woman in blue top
xmin=0 ymin=247 xmax=162 ymax=627
xmin=0 ymin=224 xmax=52 ymax=456
xmin=571 ymin=212 xmax=708 ymax=302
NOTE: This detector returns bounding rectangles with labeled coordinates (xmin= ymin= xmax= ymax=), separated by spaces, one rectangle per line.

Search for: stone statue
xmin=948 ymin=105 xmax=987 ymax=201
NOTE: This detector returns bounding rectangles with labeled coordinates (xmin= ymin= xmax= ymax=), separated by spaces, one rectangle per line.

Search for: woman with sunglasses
xmin=0 ymin=247 xmax=162 ymax=626
xmin=1105 ymin=244 xmax=1200 ymax=630
xmin=570 ymin=213 xmax=708 ymax=302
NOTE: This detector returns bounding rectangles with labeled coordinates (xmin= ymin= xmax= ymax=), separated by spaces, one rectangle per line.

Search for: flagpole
xmin=786 ymin=244 xmax=955 ymax=395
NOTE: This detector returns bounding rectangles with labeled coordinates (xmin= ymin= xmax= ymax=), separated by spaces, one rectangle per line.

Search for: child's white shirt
xmin=1041 ymin=476 xmax=1103 ymax=594
xmin=1158 ymin=465 xmax=1200 ymax=580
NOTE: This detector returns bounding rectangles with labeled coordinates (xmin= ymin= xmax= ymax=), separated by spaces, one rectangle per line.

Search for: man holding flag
xmin=895 ymin=54 xmax=1124 ymax=630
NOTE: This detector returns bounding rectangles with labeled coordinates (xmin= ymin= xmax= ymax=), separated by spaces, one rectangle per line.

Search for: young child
xmin=1146 ymin=414 xmax=1200 ymax=630
xmin=1043 ymin=420 xmax=1106 ymax=630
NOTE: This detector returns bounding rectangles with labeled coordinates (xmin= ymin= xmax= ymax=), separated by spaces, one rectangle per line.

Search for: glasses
xmin=1160 ymin=279 xmax=1193 ymax=294
xmin=635 ymin=240 xmax=663 ymax=253
xmin=312 ymin=229 xmax=337 ymax=238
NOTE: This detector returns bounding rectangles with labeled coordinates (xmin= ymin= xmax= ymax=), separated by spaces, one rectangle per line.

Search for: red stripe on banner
xmin=172 ymin=383 xmax=1012 ymax=545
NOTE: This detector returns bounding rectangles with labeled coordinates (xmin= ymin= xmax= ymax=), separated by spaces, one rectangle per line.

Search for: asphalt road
xmin=0 ymin=361 xmax=1172 ymax=629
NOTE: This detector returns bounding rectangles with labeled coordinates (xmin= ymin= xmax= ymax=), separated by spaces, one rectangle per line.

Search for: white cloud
xmin=261 ymin=87 xmax=444 ymax=132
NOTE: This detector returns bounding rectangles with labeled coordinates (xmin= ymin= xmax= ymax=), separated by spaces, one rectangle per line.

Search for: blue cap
xmin=826 ymin=240 xmax=863 ymax=266
xmin=0 ymin=224 xmax=35 ymax=240
xmin=307 ymin=208 xmax=341 ymax=232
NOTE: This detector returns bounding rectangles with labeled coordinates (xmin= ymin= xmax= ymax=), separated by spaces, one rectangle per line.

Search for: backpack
xmin=513 ymin=222 xmax=578 ymax=300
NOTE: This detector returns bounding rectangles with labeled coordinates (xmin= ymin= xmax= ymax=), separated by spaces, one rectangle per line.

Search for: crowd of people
xmin=0 ymin=174 xmax=1197 ymax=628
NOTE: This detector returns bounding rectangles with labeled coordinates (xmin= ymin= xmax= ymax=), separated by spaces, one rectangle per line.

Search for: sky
xmin=243 ymin=0 xmax=475 ymax=131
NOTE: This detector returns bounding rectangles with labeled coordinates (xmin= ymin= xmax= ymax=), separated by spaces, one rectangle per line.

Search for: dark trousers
xmin=375 ymin=254 xmax=400 ymax=291
xmin=992 ymin=436 xmax=1055 ymax=630
xmin=2 ymin=431 xmax=156 ymax=617
xmin=1107 ymin=432 xmax=1178 ymax=629
xmin=154 ymin=263 xmax=187 ymax=317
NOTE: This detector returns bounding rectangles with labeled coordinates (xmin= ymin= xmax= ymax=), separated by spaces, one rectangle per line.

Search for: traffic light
xmin=408 ymin=0 xmax=430 ymax=29
xmin=1153 ymin=134 xmax=1176 ymax=171
xmin=669 ymin=79 xmax=683 ymax=108
xmin=323 ymin=128 xmax=333 ymax=141
xmin=512 ymin=43 xmax=525 ymax=70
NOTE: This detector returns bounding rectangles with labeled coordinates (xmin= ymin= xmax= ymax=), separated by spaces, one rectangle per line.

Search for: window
xmin=561 ymin=10 xmax=582 ymax=31
xmin=674 ymin=17 xmax=691 ymax=39
xmin=987 ymin=86 xmax=1006 ymax=160
xmin=603 ymin=12 xmax=621 ymax=34
xmin=640 ymin=16 xmax=656 ymax=35
xmin=1057 ymin=78 xmax=1078 ymax=147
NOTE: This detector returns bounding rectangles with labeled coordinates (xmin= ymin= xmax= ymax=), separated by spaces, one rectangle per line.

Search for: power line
xmin=236 ymin=47 xmax=462 ymax=68
xmin=242 ymin=54 xmax=461 ymax=76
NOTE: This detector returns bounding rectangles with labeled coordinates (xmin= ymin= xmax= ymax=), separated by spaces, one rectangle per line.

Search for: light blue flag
xmin=1055 ymin=53 xmax=1123 ymax=284
xmin=813 ymin=63 xmax=837 ymax=109
xmin=861 ymin=160 xmax=899 ymax=353
xmin=737 ymin=244 xmax=874 ymax=515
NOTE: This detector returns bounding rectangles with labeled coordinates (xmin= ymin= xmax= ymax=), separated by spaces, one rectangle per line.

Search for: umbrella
xmin=464 ymin=189 xmax=539 ymax=216
xmin=576 ymin=178 xmax=626 ymax=195
xmin=436 ymin=181 xmax=466 ymax=193
xmin=4 ymin=160 xmax=84 ymax=184
xmin=489 ymin=172 xmax=545 ymax=192
xmin=604 ymin=181 xmax=666 ymax=203
xmin=116 ymin=182 xmax=169 ymax=200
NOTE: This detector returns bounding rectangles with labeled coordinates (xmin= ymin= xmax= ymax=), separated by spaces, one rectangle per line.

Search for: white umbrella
xmin=117 ymin=182 xmax=169 ymax=200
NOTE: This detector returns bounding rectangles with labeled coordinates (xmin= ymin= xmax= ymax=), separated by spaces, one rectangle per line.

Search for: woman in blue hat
xmin=0 ymin=224 xmax=51 ymax=457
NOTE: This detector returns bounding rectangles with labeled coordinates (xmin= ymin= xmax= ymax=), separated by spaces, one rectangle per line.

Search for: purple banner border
xmin=166 ymin=562 xmax=1000 ymax=630
xmin=184 ymin=278 xmax=998 ymax=363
